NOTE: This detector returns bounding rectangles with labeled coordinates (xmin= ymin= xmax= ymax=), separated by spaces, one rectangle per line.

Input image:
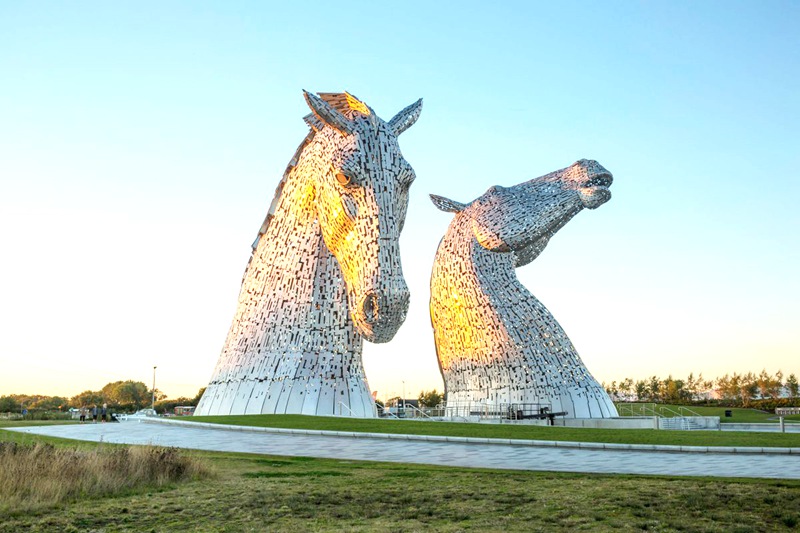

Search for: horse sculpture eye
xmin=336 ymin=172 xmax=351 ymax=186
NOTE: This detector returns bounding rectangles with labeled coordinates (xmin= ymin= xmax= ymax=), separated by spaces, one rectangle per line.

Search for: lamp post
xmin=151 ymin=366 xmax=157 ymax=411
xmin=402 ymin=380 xmax=405 ymax=410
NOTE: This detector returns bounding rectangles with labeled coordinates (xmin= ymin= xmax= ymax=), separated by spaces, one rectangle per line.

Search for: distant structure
xmin=429 ymin=160 xmax=618 ymax=418
xmin=196 ymin=91 xmax=422 ymax=417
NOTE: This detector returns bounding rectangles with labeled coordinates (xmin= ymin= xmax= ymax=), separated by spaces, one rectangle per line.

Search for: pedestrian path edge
xmin=141 ymin=417 xmax=799 ymax=455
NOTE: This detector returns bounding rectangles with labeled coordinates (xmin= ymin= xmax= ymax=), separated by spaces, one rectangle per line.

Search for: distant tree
xmin=787 ymin=374 xmax=799 ymax=399
xmin=605 ymin=381 xmax=619 ymax=400
xmin=716 ymin=374 xmax=735 ymax=401
xmin=190 ymin=387 xmax=206 ymax=405
xmin=31 ymin=396 xmax=68 ymax=411
xmin=418 ymin=389 xmax=444 ymax=408
xmin=647 ymin=376 xmax=661 ymax=402
xmin=70 ymin=390 xmax=104 ymax=408
xmin=634 ymin=380 xmax=647 ymax=401
xmin=738 ymin=372 xmax=758 ymax=407
xmin=619 ymin=378 xmax=634 ymax=400
xmin=101 ymin=381 xmax=150 ymax=409
xmin=0 ymin=396 xmax=20 ymax=413
xmin=775 ymin=370 xmax=784 ymax=397
xmin=756 ymin=369 xmax=781 ymax=399
xmin=662 ymin=376 xmax=688 ymax=404
xmin=685 ymin=373 xmax=699 ymax=400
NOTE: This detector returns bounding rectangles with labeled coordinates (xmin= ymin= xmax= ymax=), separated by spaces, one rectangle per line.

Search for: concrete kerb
xmin=141 ymin=418 xmax=800 ymax=456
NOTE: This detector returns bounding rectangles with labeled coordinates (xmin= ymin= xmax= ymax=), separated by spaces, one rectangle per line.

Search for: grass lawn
xmin=616 ymin=403 xmax=800 ymax=423
xmin=186 ymin=414 xmax=800 ymax=448
xmin=0 ymin=419 xmax=77 ymax=428
xmin=0 ymin=426 xmax=798 ymax=532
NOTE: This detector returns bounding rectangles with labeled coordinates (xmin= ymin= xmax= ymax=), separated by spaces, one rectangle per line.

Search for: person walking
xmin=91 ymin=404 xmax=98 ymax=423
xmin=79 ymin=406 xmax=87 ymax=423
xmin=101 ymin=403 xmax=107 ymax=423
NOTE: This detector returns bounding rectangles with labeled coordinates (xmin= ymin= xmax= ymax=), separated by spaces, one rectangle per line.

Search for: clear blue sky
xmin=1 ymin=2 xmax=798 ymax=400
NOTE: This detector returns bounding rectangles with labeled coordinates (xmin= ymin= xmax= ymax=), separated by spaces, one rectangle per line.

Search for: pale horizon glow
xmin=1 ymin=2 xmax=798 ymax=403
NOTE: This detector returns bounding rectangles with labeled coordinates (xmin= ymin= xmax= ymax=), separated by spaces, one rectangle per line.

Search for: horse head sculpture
xmin=304 ymin=91 xmax=422 ymax=343
xmin=431 ymin=159 xmax=612 ymax=267
xmin=428 ymin=159 xmax=617 ymax=417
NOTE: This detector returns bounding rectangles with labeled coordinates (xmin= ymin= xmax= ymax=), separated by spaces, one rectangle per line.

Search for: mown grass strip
xmin=187 ymin=414 xmax=800 ymax=448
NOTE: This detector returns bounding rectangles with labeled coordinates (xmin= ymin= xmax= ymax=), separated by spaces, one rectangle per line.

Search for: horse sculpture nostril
xmin=362 ymin=292 xmax=380 ymax=324
xmin=360 ymin=289 xmax=410 ymax=326
xmin=400 ymin=290 xmax=410 ymax=310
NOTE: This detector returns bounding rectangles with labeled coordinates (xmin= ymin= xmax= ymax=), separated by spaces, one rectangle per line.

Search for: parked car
xmin=115 ymin=408 xmax=159 ymax=422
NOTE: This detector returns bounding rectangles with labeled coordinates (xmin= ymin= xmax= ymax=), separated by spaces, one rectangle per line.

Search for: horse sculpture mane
xmin=429 ymin=159 xmax=618 ymax=418
xmin=196 ymin=91 xmax=422 ymax=417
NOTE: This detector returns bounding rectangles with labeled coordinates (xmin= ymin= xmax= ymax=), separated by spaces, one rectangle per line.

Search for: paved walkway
xmin=7 ymin=420 xmax=799 ymax=480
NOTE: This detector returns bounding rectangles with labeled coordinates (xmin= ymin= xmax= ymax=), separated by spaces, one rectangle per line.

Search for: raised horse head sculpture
xmin=304 ymin=91 xmax=422 ymax=342
xmin=195 ymin=91 xmax=422 ymax=417
xmin=431 ymin=159 xmax=612 ymax=266
xmin=429 ymin=159 xmax=618 ymax=418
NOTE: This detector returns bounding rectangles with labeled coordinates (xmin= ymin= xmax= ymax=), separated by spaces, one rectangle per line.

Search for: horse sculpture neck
xmin=197 ymin=135 xmax=374 ymax=417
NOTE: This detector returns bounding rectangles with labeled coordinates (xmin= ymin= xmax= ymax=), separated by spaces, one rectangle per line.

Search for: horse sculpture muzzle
xmin=357 ymin=283 xmax=410 ymax=343
xmin=573 ymin=160 xmax=613 ymax=209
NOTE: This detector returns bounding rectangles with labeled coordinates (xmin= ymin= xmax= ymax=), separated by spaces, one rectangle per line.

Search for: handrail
xmin=617 ymin=402 xmax=705 ymax=419
xmin=402 ymin=404 xmax=435 ymax=420
xmin=658 ymin=405 xmax=684 ymax=418
xmin=337 ymin=401 xmax=355 ymax=417
xmin=617 ymin=403 xmax=659 ymax=417
xmin=378 ymin=402 xmax=400 ymax=419
xmin=678 ymin=406 xmax=702 ymax=417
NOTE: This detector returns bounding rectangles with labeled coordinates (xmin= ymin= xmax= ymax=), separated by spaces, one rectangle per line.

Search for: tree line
xmin=604 ymin=369 xmax=799 ymax=409
xmin=0 ymin=381 xmax=206 ymax=415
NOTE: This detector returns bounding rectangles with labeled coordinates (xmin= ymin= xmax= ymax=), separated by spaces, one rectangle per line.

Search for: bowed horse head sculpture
xmin=305 ymin=91 xmax=422 ymax=342
xmin=431 ymin=159 xmax=612 ymax=266
xmin=196 ymin=91 xmax=421 ymax=418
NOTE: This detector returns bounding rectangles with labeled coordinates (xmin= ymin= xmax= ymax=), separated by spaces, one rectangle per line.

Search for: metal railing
xmin=401 ymin=404 xmax=436 ymax=420
xmin=616 ymin=403 xmax=659 ymax=417
xmin=616 ymin=403 xmax=702 ymax=418
xmin=337 ymin=401 xmax=380 ymax=418
xmin=440 ymin=401 xmax=558 ymax=421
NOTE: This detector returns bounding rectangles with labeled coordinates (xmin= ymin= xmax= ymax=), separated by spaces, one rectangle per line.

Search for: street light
xmin=402 ymin=380 xmax=405 ymax=410
xmin=151 ymin=366 xmax=157 ymax=411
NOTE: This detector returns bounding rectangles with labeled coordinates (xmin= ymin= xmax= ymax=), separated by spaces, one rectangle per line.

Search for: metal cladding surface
xmin=196 ymin=91 xmax=422 ymax=417
xmin=430 ymin=160 xmax=618 ymax=418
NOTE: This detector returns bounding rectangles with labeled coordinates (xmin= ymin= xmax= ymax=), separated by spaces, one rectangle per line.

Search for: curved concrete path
xmin=6 ymin=420 xmax=799 ymax=480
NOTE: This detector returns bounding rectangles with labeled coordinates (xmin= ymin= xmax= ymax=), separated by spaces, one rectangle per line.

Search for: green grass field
xmin=187 ymin=414 xmax=800 ymax=448
xmin=0 ymin=425 xmax=798 ymax=532
xmin=615 ymin=403 xmax=800 ymax=423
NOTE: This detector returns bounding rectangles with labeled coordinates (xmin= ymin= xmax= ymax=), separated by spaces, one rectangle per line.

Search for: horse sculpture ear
xmin=388 ymin=99 xmax=423 ymax=136
xmin=303 ymin=90 xmax=354 ymax=136
xmin=430 ymin=194 xmax=467 ymax=213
